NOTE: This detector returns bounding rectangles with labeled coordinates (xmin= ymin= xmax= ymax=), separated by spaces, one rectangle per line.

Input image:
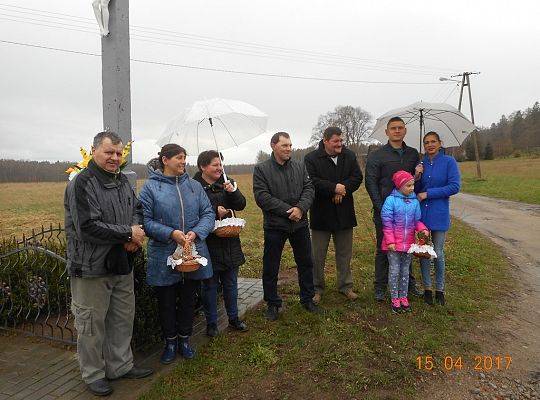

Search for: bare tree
xmin=311 ymin=105 xmax=372 ymax=146
xmin=255 ymin=150 xmax=270 ymax=164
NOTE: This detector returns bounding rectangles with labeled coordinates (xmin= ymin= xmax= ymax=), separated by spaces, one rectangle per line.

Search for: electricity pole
xmin=454 ymin=71 xmax=482 ymax=179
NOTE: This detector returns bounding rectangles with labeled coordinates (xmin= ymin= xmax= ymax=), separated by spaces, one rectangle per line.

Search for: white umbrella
xmin=369 ymin=101 xmax=477 ymax=151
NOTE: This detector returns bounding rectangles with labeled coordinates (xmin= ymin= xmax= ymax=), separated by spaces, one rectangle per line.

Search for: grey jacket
xmin=253 ymin=154 xmax=314 ymax=232
xmin=64 ymin=160 xmax=143 ymax=277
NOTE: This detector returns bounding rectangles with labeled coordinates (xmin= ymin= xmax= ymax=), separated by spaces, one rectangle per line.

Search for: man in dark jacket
xmin=365 ymin=117 xmax=423 ymax=302
xmin=65 ymin=131 xmax=152 ymax=396
xmin=305 ymin=127 xmax=363 ymax=303
xmin=253 ymin=131 xmax=318 ymax=320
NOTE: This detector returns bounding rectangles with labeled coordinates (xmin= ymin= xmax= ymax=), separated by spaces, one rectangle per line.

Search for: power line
xmin=0 ymin=38 xmax=448 ymax=85
xmin=0 ymin=2 xmax=461 ymax=74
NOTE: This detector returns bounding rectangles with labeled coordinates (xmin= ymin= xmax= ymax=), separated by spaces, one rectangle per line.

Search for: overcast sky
xmin=1 ymin=0 xmax=539 ymax=165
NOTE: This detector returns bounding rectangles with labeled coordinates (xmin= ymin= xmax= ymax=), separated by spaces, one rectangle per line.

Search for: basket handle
xmin=219 ymin=208 xmax=236 ymax=221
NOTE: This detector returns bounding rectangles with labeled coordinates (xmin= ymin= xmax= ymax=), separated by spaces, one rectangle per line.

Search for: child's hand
xmin=388 ymin=244 xmax=396 ymax=251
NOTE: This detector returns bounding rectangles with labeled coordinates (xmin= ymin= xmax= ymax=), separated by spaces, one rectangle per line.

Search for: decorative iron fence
xmin=0 ymin=224 xmax=181 ymax=350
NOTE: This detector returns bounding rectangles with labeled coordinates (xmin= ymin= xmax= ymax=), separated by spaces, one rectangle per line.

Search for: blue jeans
xmin=387 ymin=251 xmax=412 ymax=300
xmin=420 ymin=231 xmax=447 ymax=291
xmin=202 ymin=267 xmax=239 ymax=324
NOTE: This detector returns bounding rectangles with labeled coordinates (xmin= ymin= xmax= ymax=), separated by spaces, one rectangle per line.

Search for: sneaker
xmin=435 ymin=291 xmax=445 ymax=306
xmin=313 ymin=292 xmax=322 ymax=304
xmin=159 ymin=337 xmax=177 ymax=365
xmin=400 ymin=297 xmax=412 ymax=312
xmin=374 ymin=288 xmax=385 ymax=302
xmin=229 ymin=318 xmax=248 ymax=332
xmin=423 ymin=289 xmax=434 ymax=306
xmin=265 ymin=305 xmax=279 ymax=321
xmin=206 ymin=323 xmax=218 ymax=338
xmin=302 ymin=301 xmax=322 ymax=314
xmin=391 ymin=298 xmax=401 ymax=314
xmin=178 ymin=336 xmax=196 ymax=359
xmin=343 ymin=290 xmax=359 ymax=301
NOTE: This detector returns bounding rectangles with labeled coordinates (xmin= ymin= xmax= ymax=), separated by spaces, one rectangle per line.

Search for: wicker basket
xmin=214 ymin=209 xmax=243 ymax=238
xmin=173 ymin=241 xmax=201 ymax=272
xmin=412 ymin=251 xmax=432 ymax=259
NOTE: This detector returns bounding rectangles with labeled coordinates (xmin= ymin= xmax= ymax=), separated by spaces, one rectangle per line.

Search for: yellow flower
xmin=120 ymin=141 xmax=133 ymax=167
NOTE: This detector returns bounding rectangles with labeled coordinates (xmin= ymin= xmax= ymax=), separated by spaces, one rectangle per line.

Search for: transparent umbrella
xmin=369 ymin=101 xmax=477 ymax=151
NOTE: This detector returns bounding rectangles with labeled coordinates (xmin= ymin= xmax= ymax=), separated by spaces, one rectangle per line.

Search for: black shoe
xmin=206 ymin=323 xmax=219 ymax=337
xmin=374 ymin=288 xmax=385 ymax=302
xmin=265 ymin=305 xmax=279 ymax=321
xmin=120 ymin=366 xmax=154 ymax=379
xmin=423 ymin=290 xmax=434 ymax=306
xmin=435 ymin=291 xmax=445 ymax=306
xmin=302 ymin=301 xmax=322 ymax=314
xmin=87 ymin=379 xmax=113 ymax=396
xmin=229 ymin=318 xmax=248 ymax=332
xmin=160 ymin=337 xmax=177 ymax=365
xmin=409 ymin=285 xmax=423 ymax=297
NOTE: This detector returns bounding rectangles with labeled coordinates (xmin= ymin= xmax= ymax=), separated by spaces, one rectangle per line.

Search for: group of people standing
xmin=65 ymin=116 xmax=460 ymax=396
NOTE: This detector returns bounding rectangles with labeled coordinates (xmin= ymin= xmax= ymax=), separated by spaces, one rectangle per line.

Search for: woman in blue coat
xmin=416 ymin=132 xmax=461 ymax=306
xmin=139 ymin=144 xmax=215 ymax=363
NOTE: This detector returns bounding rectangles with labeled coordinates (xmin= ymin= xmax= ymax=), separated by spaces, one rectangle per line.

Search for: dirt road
xmin=423 ymin=193 xmax=540 ymax=399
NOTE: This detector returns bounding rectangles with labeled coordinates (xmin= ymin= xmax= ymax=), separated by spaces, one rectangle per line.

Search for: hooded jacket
xmin=138 ymin=159 xmax=215 ymax=285
xmin=380 ymin=189 xmax=427 ymax=252
xmin=192 ymin=171 xmax=246 ymax=270
xmin=304 ymin=140 xmax=363 ymax=231
xmin=64 ymin=159 xmax=142 ymax=277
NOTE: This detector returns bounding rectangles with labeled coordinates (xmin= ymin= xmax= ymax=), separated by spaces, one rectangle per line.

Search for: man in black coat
xmin=305 ymin=127 xmax=363 ymax=303
xmin=253 ymin=131 xmax=318 ymax=321
xmin=365 ymin=116 xmax=423 ymax=302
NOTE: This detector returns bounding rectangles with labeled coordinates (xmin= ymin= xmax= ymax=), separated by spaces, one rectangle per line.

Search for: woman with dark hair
xmin=415 ymin=132 xmax=461 ymax=306
xmin=193 ymin=150 xmax=248 ymax=337
xmin=139 ymin=144 xmax=215 ymax=364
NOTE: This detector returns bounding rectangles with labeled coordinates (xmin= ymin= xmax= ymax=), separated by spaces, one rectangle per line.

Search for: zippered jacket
xmin=365 ymin=142 xmax=419 ymax=213
xmin=64 ymin=159 xmax=142 ymax=277
xmin=380 ymin=189 xmax=427 ymax=252
xmin=139 ymin=159 xmax=215 ymax=286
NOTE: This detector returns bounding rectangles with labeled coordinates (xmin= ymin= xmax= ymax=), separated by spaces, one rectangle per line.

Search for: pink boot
xmin=400 ymin=297 xmax=411 ymax=312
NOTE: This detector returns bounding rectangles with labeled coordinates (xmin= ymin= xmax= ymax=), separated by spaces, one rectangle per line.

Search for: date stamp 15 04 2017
xmin=416 ymin=355 xmax=512 ymax=372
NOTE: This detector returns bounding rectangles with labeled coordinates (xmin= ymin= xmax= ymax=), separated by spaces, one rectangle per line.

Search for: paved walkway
xmin=0 ymin=277 xmax=263 ymax=400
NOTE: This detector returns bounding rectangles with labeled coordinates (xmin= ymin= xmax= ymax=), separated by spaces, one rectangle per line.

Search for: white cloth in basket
xmin=167 ymin=244 xmax=208 ymax=269
xmin=407 ymin=244 xmax=437 ymax=259
xmin=213 ymin=217 xmax=246 ymax=231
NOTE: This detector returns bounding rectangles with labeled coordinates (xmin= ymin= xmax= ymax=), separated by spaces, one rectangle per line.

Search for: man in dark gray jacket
xmin=253 ymin=131 xmax=318 ymax=321
xmin=65 ymin=131 xmax=152 ymax=396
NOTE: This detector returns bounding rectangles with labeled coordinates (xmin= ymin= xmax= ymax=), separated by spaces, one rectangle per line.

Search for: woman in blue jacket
xmin=139 ymin=144 xmax=215 ymax=364
xmin=416 ymin=132 xmax=461 ymax=306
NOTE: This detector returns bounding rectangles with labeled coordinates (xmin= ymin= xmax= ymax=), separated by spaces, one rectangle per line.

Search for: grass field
xmin=459 ymin=156 xmax=540 ymax=204
xmin=0 ymin=175 xmax=511 ymax=399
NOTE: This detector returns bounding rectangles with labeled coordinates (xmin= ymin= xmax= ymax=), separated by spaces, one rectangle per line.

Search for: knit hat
xmin=392 ymin=170 xmax=414 ymax=189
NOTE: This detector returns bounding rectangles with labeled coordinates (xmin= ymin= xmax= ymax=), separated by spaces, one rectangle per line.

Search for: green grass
xmin=0 ymin=175 xmax=512 ymax=399
xmin=459 ymin=156 xmax=540 ymax=204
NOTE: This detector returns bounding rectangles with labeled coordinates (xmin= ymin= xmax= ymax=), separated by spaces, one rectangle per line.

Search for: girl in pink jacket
xmin=381 ymin=171 xmax=428 ymax=313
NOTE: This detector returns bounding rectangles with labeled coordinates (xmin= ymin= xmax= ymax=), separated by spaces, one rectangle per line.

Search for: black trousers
xmin=154 ymin=278 xmax=198 ymax=338
xmin=262 ymin=225 xmax=315 ymax=307
xmin=373 ymin=211 xmax=417 ymax=292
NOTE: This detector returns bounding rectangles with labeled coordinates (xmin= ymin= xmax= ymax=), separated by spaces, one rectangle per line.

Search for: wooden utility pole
xmin=100 ymin=0 xmax=136 ymax=185
xmin=455 ymin=71 xmax=482 ymax=179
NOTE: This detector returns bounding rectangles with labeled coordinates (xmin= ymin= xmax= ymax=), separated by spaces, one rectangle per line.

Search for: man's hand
xmin=388 ymin=243 xmax=396 ymax=251
xmin=185 ymin=231 xmax=197 ymax=242
xmin=286 ymin=207 xmax=303 ymax=222
xmin=124 ymin=242 xmax=139 ymax=253
xmin=332 ymin=194 xmax=343 ymax=204
xmin=131 ymin=225 xmax=145 ymax=246
xmin=417 ymin=192 xmax=427 ymax=201
xmin=217 ymin=205 xmax=229 ymax=219
xmin=335 ymin=183 xmax=347 ymax=196
xmin=171 ymin=230 xmax=187 ymax=246
xmin=223 ymin=180 xmax=235 ymax=192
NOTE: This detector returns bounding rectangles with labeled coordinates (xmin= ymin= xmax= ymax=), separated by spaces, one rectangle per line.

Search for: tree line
xmin=2 ymin=101 xmax=537 ymax=182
